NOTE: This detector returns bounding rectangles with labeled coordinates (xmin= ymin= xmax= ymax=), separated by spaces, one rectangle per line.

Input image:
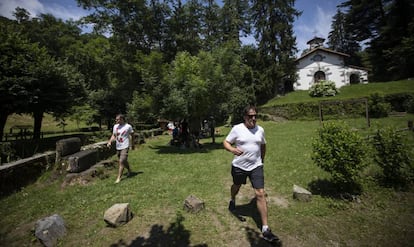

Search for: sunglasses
xmin=246 ymin=114 xmax=257 ymax=119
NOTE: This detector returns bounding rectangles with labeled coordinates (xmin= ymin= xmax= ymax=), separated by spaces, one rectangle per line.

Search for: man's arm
xmin=107 ymin=133 xmax=115 ymax=147
xmin=261 ymin=144 xmax=266 ymax=163
xmin=130 ymin=132 xmax=135 ymax=150
xmin=223 ymin=139 xmax=243 ymax=156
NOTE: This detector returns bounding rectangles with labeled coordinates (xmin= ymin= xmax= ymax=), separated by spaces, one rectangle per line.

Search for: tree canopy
xmin=2 ymin=0 xmax=412 ymax=140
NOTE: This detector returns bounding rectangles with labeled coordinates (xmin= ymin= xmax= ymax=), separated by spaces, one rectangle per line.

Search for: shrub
xmin=312 ymin=122 xmax=367 ymax=192
xmin=384 ymin=93 xmax=414 ymax=112
xmin=309 ymin=80 xmax=339 ymax=97
xmin=368 ymin=93 xmax=392 ymax=118
xmin=371 ymin=127 xmax=414 ymax=189
xmin=404 ymin=97 xmax=414 ymax=113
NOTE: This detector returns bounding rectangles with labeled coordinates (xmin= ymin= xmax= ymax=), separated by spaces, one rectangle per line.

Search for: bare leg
xmin=255 ymin=188 xmax=268 ymax=227
xmin=115 ymin=152 xmax=130 ymax=183
xmin=115 ymin=160 xmax=124 ymax=183
xmin=231 ymin=184 xmax=241 ymax=201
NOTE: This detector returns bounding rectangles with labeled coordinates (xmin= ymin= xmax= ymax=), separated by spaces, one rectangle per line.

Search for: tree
xmin=251 ymin=0 xmax=300 ymax=101
xmin=28 ymin=58 xmax=85 ymax=139
xmin=221 ymin=0 xmax=251 ymax=44
xmin=327 ymin=9 xmax=362 ymax=66
xmin=340 ymin=0 xmax=414 ymax=81
xmin=0 ymin=18 xmax=85 ymax=140
xmin=0 ymin=22 xmax=34 ymax=141
xmin=201 ymin=0 xmax=222 ymax=51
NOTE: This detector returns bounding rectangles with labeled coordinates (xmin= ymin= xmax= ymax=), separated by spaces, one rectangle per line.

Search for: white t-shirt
xmin=112 ymin=123 xmax=134 ymax=150
xmin=225 ymin=123 xmax=266 ymax=171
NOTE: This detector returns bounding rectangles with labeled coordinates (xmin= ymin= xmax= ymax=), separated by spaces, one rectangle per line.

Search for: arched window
xmin=350 ymin=73 xmax=360 ymax=84
xmin=314 ymin=71 xmax=326 ymax=82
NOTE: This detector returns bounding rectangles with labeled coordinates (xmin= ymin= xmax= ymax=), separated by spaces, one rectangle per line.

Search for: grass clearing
xmin=264 ymin=79 xmax=414 ymax=106
xmin=0 ymin=115 xmax=413 ymax=246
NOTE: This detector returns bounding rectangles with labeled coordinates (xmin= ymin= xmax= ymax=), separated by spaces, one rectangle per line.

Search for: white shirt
xmin=225 ymin=123 xmax=266 ymax=171
xmin=112 ymin=123 xmax=134 ymax=150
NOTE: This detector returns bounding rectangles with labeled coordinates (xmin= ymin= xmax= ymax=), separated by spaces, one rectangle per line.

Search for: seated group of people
xmin=168 ymin=120 xmax=202 ymax=148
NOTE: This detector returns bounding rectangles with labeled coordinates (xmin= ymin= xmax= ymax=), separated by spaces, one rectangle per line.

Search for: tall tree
xmin=327 ymin=9 xmax=361 ymax=66
xmin=221 ymin=0 xmax=251 ymax=44
xmin=251 ymin=0 xmax=300 ymax=101
xmin=167 ymin=0 xmax=204 ymax=56
xmin=201 ymin=0 xmax=222 ymax=51
xmin=341 ymin=0 xmax=414 ymax=80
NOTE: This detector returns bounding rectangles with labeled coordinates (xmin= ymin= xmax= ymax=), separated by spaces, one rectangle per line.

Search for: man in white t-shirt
xmin=223 ymin=105 xmax=279 ymax=243
xmin=107 ymin=114 xmax=135 ymax=183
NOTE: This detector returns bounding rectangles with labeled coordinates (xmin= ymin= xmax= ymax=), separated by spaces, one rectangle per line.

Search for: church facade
xmin=295 ymin=37 xmax=369 ymax=91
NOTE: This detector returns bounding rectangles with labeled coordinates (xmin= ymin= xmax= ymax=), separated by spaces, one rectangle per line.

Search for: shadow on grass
xmin=308 ymin=179 xmax=362 ymax=199
xmin=127 ymin=171 xmax=143 ymax=179
xmin=151 ymin=142 xmax=224 ymax=154
xmin=110 ymin=213 xmax=208 ymax=247
xmin=245 ymin=226 xmax=282 ymax=247
xmin=232 ymin=199 xmax=282 ymax=247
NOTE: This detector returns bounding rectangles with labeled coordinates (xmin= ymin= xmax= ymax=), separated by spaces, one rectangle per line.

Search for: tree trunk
xmin=33 ymin=111 xmax=44 ymax=140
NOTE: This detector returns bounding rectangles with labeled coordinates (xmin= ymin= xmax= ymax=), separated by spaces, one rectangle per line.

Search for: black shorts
xmin=231 ymin=165 xmax=264 ymax=189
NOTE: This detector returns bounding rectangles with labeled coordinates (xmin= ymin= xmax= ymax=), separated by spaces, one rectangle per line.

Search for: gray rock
xmin=293 ymin=184 xmax=312 ymax=202
xmin=104 ymin=203 xmax=133 ymax=227
xmin=183 ymin=195 xmax=205 ymax=213
xmin=34 ymin=214 xmax=66 ymax=247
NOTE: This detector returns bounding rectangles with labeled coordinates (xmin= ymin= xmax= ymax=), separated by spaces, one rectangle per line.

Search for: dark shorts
xmin=117 ymin=148 xmax=129 ymax=164
xmin=231 ymin=165 xmax=264 ymax=189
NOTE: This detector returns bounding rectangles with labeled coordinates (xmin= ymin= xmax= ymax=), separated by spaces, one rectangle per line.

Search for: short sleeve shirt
xmin=225 ymin=123 xmax=266 ymax=171
xmin=113 ymin=123 xmax=134 ymax=150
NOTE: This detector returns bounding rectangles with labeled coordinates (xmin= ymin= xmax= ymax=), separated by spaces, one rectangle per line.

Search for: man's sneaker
xmin=228 ymin=200 xmax=236 ymax=211
xmin=262 ymin=229 xmax=279 ymax=243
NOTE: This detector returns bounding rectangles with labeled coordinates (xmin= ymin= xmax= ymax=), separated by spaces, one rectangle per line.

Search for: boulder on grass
xmin=104 ymin=203 xmax=133 ymax=227
xmin=34 ymin=214 xmax=66 ymax=247
xmin=183 ymin=195 xmax=205 ymax=213
xmin=293 ymin=184 xmax=312 ymax=202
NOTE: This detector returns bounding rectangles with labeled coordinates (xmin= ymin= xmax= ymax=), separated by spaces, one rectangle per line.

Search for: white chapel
xmin=295 ymin=37 xmax=369 ymax=90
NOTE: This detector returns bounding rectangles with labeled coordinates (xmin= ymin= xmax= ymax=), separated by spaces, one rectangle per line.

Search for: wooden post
xmin=365 ymin=98 xmax=370 ymax=128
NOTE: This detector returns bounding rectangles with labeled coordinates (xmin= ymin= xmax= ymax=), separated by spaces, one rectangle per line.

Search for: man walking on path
xmin=223 ymin=105 xmax=279 ymax=243
xmin=107 ymin=114 xmax=135 ymax=183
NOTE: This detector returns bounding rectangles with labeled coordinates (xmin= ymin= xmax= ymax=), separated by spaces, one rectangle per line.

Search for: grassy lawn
xmin=0 ymin=115 xmax=413 ymax=246
xmin=4 ymin=113 xmax=103 ymax=135
xmin=264 ymin=79 xmax=414 ymax=106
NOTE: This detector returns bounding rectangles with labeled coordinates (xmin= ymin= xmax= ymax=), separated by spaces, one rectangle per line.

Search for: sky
xmin=0 ymin=0 xmax=345 ymax=55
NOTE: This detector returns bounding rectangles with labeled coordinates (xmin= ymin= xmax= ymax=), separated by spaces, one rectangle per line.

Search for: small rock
xmin=183 ymin=195 xmax=205 ymax=213
xmin=293 ymin=184 xmax=312 ymax=202
xmin=104 ymin=203 xmax=133 ymax=227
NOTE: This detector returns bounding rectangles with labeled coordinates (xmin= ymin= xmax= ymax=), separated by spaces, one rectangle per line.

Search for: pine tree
xmin=251 ymin=0 xmax=300 ymax=100
xmin=327 ymin=9 xmax=361 ymax=66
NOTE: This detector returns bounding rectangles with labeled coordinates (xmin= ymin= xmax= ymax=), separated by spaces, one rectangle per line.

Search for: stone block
xmin=67 ymin=149 xmax=98 ymax=173
xmin=55 ymin=137 xmax=81 ymax=163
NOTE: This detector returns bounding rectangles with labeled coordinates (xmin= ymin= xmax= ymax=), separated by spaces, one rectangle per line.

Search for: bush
xmin=309 ymin=80 xmax=339 ymax=97
xmin=312 ymin=122 xmax=367 ymax=192
xmin=384 ymin=93 xmax=414 ymax=112
xmin=368 ymin=93 xmax=392 ymax=118
xmin=371 ymin=127 xmax=414 ymax=189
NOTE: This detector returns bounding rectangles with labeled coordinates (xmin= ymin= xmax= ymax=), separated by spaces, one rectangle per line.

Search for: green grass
xmin=264 ymin=79 xmax=414 ymax=106
xmin=4 ymin=113 xmax=102 ymax=134
xmin=1 ymin=115 xmax=413 ymax=246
